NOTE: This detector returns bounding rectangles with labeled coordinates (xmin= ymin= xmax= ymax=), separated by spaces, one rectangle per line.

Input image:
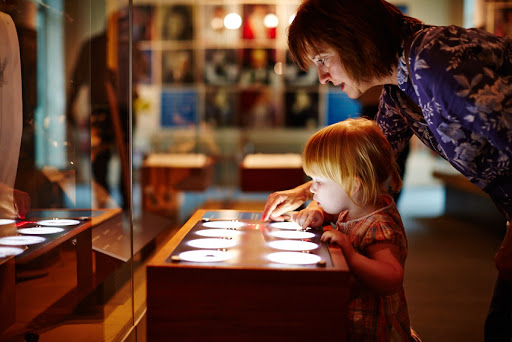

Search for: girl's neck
xmin=343 ymin=197 xmax=385 ymax=222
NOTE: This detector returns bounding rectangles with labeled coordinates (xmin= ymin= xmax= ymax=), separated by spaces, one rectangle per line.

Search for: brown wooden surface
xmin=0 ymin=258 xmax=15 ymax=332
xmin=147 ymin=209 xmax=350 ymax=341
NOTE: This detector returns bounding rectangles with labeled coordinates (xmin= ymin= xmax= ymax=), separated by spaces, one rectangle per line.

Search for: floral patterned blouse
xmin=336 ymin=195 xmax=420 ymax=341
xmin=376 ymin=23 xmax=512 ymax=221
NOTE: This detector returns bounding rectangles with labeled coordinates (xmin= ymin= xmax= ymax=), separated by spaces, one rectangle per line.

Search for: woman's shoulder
xmin=411 ymin=25 xmax=510 ymax=63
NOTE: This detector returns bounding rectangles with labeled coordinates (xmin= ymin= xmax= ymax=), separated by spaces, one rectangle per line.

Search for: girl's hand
xmin=292 ymin=208 xmax=324 ymax=228
xmin=321 ymin=230 xmax=355 ymax=260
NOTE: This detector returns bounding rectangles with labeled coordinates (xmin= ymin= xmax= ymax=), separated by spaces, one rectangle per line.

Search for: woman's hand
xmin=261 ymin=181 xmax=313 ymax=222
xmin=292 ymin=207 xmax=324 ymax=228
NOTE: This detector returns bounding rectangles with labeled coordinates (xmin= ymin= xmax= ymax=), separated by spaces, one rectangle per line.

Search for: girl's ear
xmin=350 ymin=177 xmax=362 ymax=197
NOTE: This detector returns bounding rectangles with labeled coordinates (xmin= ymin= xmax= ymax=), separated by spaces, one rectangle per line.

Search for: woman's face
xmin=309 ymin=176 xmax=354 ymax=215
xmin=308 ymin=47 xmax=375 ymax=99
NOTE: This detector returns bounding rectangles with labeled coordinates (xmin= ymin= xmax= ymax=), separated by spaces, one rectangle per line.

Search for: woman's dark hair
xmin=288 ymin=0 xmax=421 ymax=83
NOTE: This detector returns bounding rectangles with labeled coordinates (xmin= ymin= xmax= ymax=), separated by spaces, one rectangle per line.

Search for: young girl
xmin=292 ymin=118 xmax=420 ymax=342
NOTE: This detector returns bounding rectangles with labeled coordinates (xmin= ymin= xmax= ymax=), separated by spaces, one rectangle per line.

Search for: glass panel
xmin=0 ymin=0 xmax=134 ymax=340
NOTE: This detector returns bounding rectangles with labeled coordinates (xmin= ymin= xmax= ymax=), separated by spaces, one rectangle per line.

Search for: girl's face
xmin=308 ymin=47 xmax=375 ymax=99
xmin=309 ymin=176 xmax=354 ymax=214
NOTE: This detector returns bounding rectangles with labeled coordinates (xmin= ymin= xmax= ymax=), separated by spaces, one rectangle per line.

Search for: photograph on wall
xmin=325 ymin=89 xmax=361 ymax=125
xmin=242 ymin=4 xmax=277 ymax=40
xmin=160 ymin=89 xmax=198 ymax=127
xmin=133 ymin=4 xmax=155 ymax=41
xmin=205 ymin=88 xmax=237 ymax=127
xmin=285 ymin=90 xmax=319 ymax=128
xmin=162 ymin=49 xmax=195 ymax=84
xmin=138 ymin=49 xmax=152 ymax=84
xmin=487 ymin=3 xmax=512 ymax=37
xmin=203 ymin=4 xmax=241 ymax=44
xmin=160 ymin=4 xmax=194 ymax=41
xmin=285 ymin=51 xmax=317 ymax=86
xmin=239 ymin=48 xmax=277 ymax=86
xmin=237 ymin=89 xmax=281 ymax=128
xmin=204 ymin=49 xmax=240 ymax=85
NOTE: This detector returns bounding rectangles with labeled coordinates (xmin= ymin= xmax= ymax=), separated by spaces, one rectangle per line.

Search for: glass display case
xmin=0 ymin=0 xmax=362 ymax=340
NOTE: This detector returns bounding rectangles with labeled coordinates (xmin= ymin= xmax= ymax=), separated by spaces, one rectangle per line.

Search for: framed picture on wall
xmin=160 ymin=89 xmax=198 ymax=127
xmin=204 ymin=87 xmax=237 ymax=127
xmin=204 ymin=49 xmax=239 ymax=85
xmin=160 ymin=4 xmax=194 ymax=41
xmin=133 ymin=4 xmax=155 ymax=41
xmin=284 ymin=90 xmax=319 ymax=128
xmin=162 ymin=49 xmax=195 ymax=84
xmin=237 ymin=89 xmax=281 ymax=128
xmin=285 ymin=51 xmax=317 ymax=86
xmin=239 ymin=48 xmax=277 ymax=86
xmin=203 ymin=4 xmax=241 ymax=44
xmin=486 ymin=2 xmax=512 ymax=37
xmin=325 ymin=89 xmax=361 ymax=125
xmin=242 ymin=4 xmax=277 ymax=40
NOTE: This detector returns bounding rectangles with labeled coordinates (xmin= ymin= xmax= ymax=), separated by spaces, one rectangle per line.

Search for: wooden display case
xmin=147 ymin=209 xmax=351 ymax=341
xmin=240 ymin=153 xmax=307 ymax=192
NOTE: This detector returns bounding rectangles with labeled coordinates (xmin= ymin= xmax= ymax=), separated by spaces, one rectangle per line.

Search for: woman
xmin=262 ymin=0 xmax=512 ymax=340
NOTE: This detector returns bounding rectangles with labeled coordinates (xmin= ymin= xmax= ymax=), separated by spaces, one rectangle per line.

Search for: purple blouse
xmin=376 ymin=24 xmax=512 ymax=220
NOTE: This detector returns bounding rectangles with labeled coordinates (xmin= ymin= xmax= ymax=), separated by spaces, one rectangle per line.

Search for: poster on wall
xmin=242 ymin=4 xmax=277 ymax=40
xmin=205 ymin=88 xmax=237 ymax=127
xmin=325 ymin=89 xmax=361 ymax=125
xmin=237 ymin=89 xmax=281 ymax=128
xmin=486 ymin=2 xmax=512 ymax=37
xmin=160 ymin=89 xmax=198 ymax=127
xmin=285 ymin=51 xmax=317 ymax=86
xmin=203 ymin=4 xmax=241 ymax=44
xmin=239 ymin=48 xmax=277 ymax=86
xmin=204 ymin=49 xmax=239 ymax=85
xmin=162 ymin=49 xmax=195 ymax=84
xmin=133 ymin=5 xmax=155 ymax=41
xmin=160 ymin=4 xmax=194 ymax=41
xmin=285 ymin=90 xmax=319 ymax=128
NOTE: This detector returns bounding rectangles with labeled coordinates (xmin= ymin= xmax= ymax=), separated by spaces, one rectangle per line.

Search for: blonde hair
xmin=303 ymin=118 xmax=401 ymax=206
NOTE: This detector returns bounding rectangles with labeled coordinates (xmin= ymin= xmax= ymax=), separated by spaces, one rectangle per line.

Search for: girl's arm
xmin=322 ymin=230 xmax=403 ymax=296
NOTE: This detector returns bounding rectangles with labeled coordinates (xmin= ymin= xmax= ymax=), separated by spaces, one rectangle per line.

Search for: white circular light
xmin=263 ymin=13 xmax=279 ymax=28
xmin=37 ymin=219 xmax=80 ymax=226
xmin=211 ymin=17 xmax=224 ymax=30
xmin=224 ymin=13 xmax=242 ymax=30
xmin=203 ymin=221 xmax=245 ymax=229
xmin=274 ymin=62 xmax=283 ymax=75
xmin=18 ymin=227 xmax=65 ymax=235
xmin=0 ymin=219 xmax=15 ymax=225
xmin=269 ymin=230 xmax=315 ymax=239
xmin=179 ymin=250 xmax=232 ymax=263
xmin=268 ymin=240 xmax=318 ymax=251
xmin=0 ymin=236 xmax=46 ymax=246
xmin=188 ymin=238 xmax=237 ymax=249
xmin=196 ymin=229 xmax=241 ymax=238
xmin=267 ymin=252 xmax=321 ymax=265
xmin=0 ymin=246 xmax=24 ymax=258
xmin=289 ymin=13 xmax=296 ymax=25
xmin=268 ymin=221 xmax=302 ymax=230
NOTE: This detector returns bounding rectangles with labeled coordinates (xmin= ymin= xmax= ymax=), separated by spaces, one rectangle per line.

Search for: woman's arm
xmin=261 ymin=181 xmax=313 ymax=221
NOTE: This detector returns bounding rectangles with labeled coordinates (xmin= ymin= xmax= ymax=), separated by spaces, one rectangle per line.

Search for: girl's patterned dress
xmin=336 ymin=195 xmax=420 ymax=342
